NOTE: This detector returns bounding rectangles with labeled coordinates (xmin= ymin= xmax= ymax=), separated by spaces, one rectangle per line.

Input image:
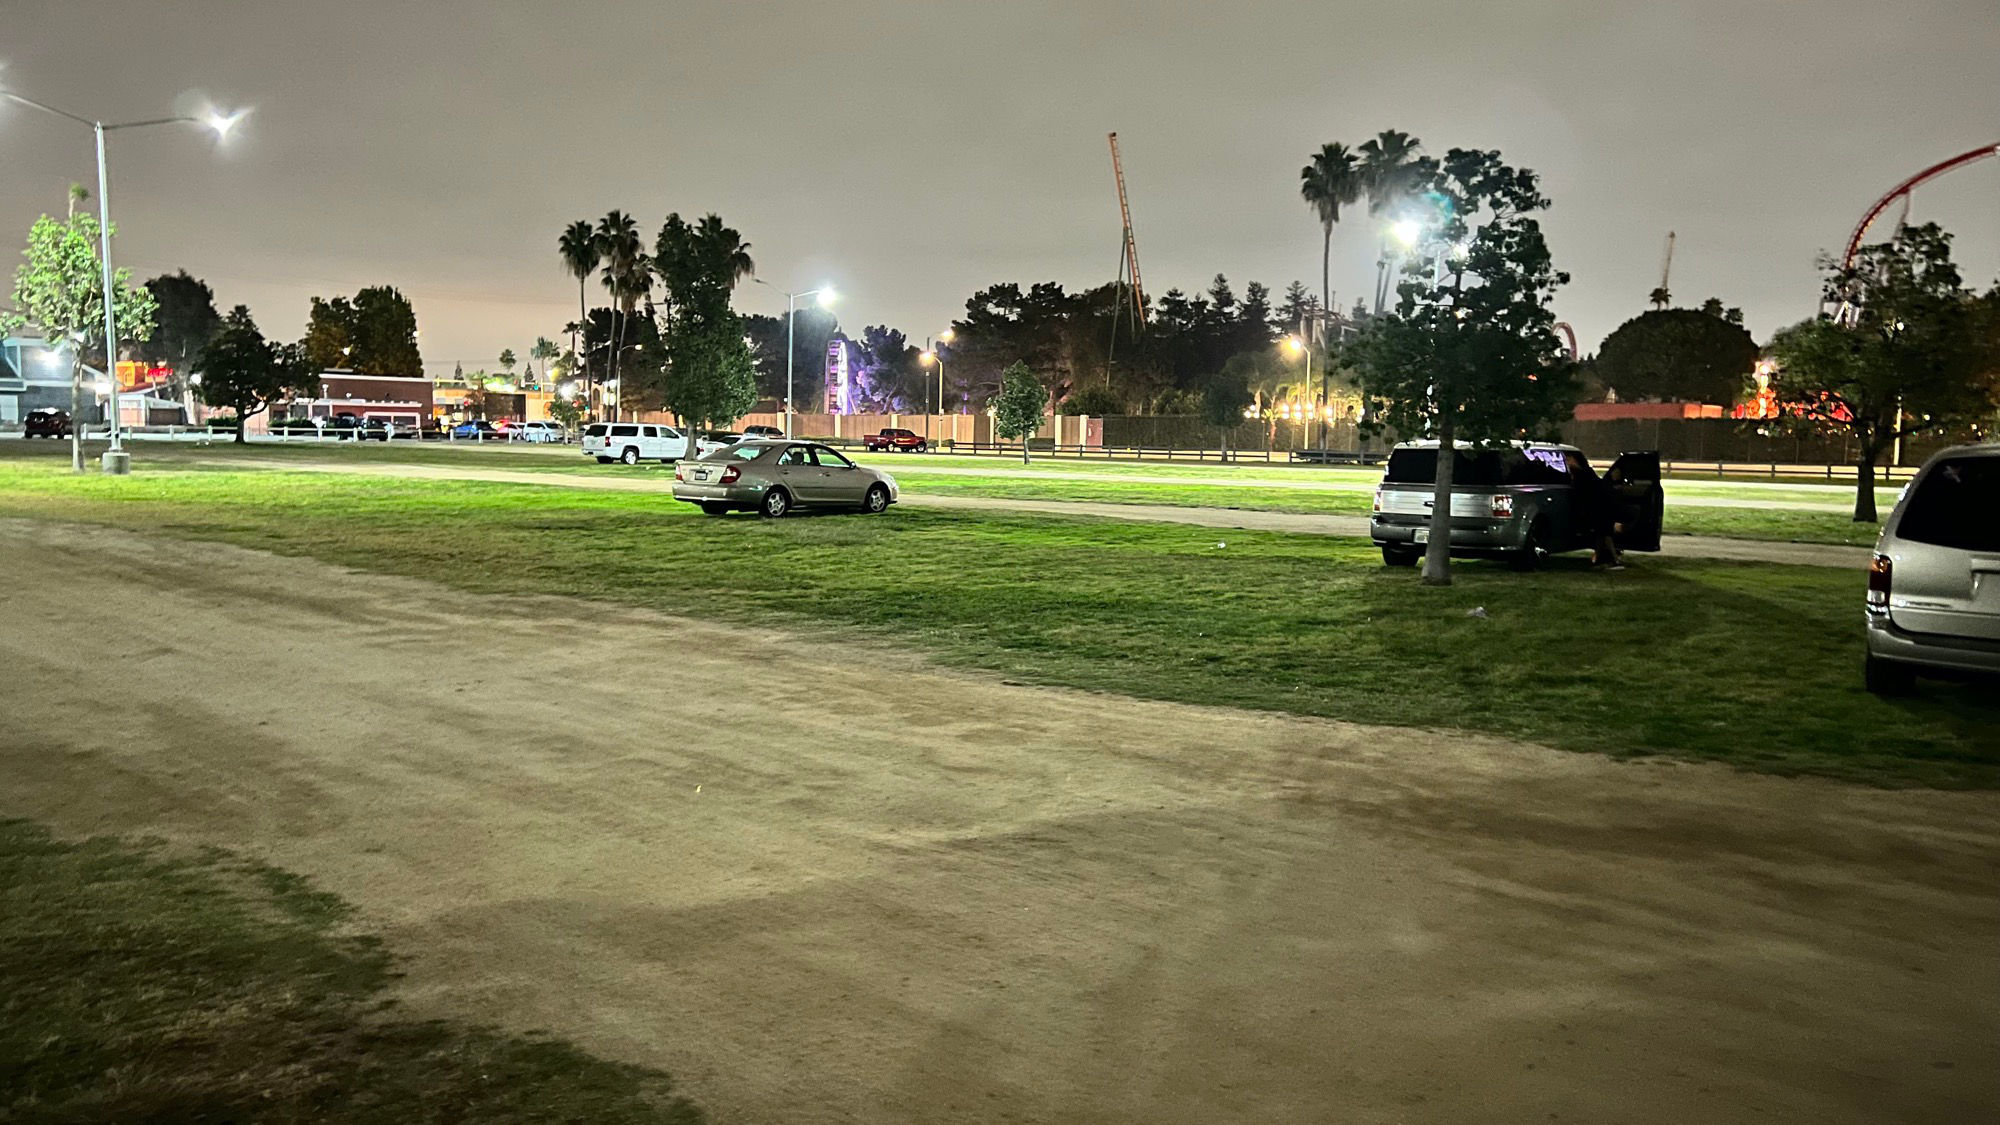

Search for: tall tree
xmin=558 ymin=220 xmax=600 ymax=391
xmin=1769 ymin=223 xmax=1997 ymax=522
xmin=2 ymin=213 xmax=157 ymax=472
xmin=1357 ymin=130 xmax=1429 ymax=315
xmin=646 ymin=212 xmax=759 ymax=435
xmin=594 ymin=211 xmax=644 ymax=417
xmin=529 ymin=337 xmax=559 ymax=388
xmin=1346 ymin=144 xmax=1578 ymax=585
xmin=1300 ymin=142 xmax=1362 ymax=334
xmin=992 ymin=360 xmax=1047 ymax=464
xmin=140 ymin=270 xmax=222 ymax=413
xmin=498 ymin=348 xmax=517 ymax=375
xmin=1593 ymin=305 xmax=1759 ymax=404
xmin=301 ymin=296 xmax=356 ymax=371
xmin=347 ymin=286 xmax=423 ymax=376
xmin=196 ymin=306 xmax=318 ymax=443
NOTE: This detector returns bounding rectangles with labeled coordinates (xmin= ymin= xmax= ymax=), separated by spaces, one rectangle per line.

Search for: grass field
xmin=0 ymin=819 xmax=703 ymax=1122
xmin=0 ymin=460 xmax=1990 ymax=786
xmin=0 ymin=439 xmax=1892 ymax=547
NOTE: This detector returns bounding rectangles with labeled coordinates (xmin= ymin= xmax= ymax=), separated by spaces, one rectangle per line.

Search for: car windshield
xmin=1898 ymin=456 xmax=2000 ymax=551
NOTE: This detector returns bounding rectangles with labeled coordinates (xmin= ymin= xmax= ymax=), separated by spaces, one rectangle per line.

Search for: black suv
xmin=23 ymin=408 xmax=71 ymax=438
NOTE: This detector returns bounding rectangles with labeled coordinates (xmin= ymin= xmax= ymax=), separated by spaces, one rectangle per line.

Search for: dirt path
xmin=188 ymin=459 xmax=1874 ymax=568
xmin=1 ymin=519 xmax=1992 ymax=1124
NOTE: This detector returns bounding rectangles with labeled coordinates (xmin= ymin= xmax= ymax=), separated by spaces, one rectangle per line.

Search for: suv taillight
xmin=720 ymin=466 xmax=742 ymax=485
xmin=1489 ymin=494 xmax=1514 ymax=518
xmin=1371 ymin=490 xmax=1383 ymax=513
xmin=1867 ymin=553 xmax=1892 ymax=614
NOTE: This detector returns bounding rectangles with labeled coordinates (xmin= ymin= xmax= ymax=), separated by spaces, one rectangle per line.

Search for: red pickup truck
xmin=863 ymin=427 xmax=928 ymax=453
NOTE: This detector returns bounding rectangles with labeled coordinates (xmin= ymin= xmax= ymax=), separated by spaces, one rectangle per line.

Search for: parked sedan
xmin=449 ymin=420 xmax=500 ymax=441
xmin=693 ymin=430 xmax=744 ymax=458
xmin=672 ymin=440 xmax=898 ymax=518
xmin=23 ymin=408 xmax=71 ymax=438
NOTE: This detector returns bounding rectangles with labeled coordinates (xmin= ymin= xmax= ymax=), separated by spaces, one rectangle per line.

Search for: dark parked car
xmin=1370 ymin=441 xmax=1663 ymax=570
xmin=23 ymin=408 xmax=71 ymax=438
xmin=358 ymin=418 xmax=393 ymax=441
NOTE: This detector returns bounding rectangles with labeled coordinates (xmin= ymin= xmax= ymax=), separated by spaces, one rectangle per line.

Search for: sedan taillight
xmin=1867 ymin=553 xmax=1892 ymax=614
xmin=674 ymin=463 xmax=686 ymax=482
xmin=720 ymin=465 xmax=742 ymax=485
xmin=1489 ymin=494 xmax=1514 ymax=518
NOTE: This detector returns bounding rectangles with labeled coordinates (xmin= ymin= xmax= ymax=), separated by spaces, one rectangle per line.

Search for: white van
xmin=581 ymin=422 xmax=692 ymax=464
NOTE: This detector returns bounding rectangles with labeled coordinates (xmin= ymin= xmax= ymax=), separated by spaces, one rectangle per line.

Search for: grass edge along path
xmin=0 ymin=465 xmax=1992 ymax=788
xmin=0 ymin=819 xmax=706 ymax=1123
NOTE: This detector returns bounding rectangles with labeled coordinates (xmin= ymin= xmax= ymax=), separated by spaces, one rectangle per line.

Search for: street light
xmin=920 ymin=346 xmax=947 ymax=445
xmin=753 ymin=278 xmax=835 ymax=437
xmin=1 ymin=86 xmax=246 ymax=473
xmin=1284 ymin=334 xmax=1325 ymax=452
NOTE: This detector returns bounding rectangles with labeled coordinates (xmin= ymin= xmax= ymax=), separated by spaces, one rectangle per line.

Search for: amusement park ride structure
xmin=1830 ymin=142 xmax=1999 ymax=322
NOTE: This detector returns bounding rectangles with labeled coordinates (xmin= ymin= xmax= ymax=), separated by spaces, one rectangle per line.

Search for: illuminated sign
xmin=824 ymin=339 xmax=850 ymax=414
xmin=115 ymin=361 xmax=172 ymax=391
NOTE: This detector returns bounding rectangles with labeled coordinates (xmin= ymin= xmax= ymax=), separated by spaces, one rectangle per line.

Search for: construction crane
xmin=1107 ymin=133 xmax=1146 ymax=339
xmin=1651 ymin=231 xmax=1675 ymax=308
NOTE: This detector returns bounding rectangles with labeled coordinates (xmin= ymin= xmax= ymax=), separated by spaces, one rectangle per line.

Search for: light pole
xmin=1 ymin=88 xmax=243 ymax=473
xmin=921 ymin=327 xmax=954 ymax=445
xmin=1285 ymin=334 xmax=1316 ymax=452
xmin=753 ymin=278 xmax=835 ymax=437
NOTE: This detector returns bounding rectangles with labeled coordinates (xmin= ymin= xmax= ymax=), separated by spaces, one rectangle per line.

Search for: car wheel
xmin=1508 ymin=519 xmax=1550 ymax=572
xmin=1864 ymin=654 xmax=1916 ymax=696
xmin=1380 ymin=544 xmax=1419 ymax=567
xmin=620 ymin=447 xmax=639 ymax=465
xmin=862 ymin=484 xmax=890 ymax=514
xmin=761 ymin=488 xmax=792 ymax=519
xmin=700 ymin=502 xmax=730 ymax=517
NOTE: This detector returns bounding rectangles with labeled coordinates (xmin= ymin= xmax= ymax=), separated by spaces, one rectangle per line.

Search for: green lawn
xmin=0 ymin=819 xmax=703 ymax=1122
xmin=0 ymin=461 xmax=1990 ymax=786
xmin=0 ymin=439 xmax=1889 ymax=547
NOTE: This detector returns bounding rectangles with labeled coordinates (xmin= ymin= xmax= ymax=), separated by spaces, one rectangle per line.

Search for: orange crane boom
xmin=1108 ymin=132 xmax=1145 ymax=325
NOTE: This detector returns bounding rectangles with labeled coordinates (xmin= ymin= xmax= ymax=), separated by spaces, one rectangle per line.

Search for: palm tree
xmin=1300 ymin=143 xmax=1362 ymax=344
xmin=595 ymin=211 xmax=644 ymax=418
xmin=1357 ymin=131 xmax=1424 ymax=314
xmin=530 ymin=337 xmax=559 ymax=387
xmin=694 ymin=213 xmax=755 ymax=291
xmin=558 ymin=220 xmax=599 ymax=385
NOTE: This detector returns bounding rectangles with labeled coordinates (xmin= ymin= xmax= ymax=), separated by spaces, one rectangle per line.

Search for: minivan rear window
xmin=1384 ymin=448 xmax=1546 ymax=487
xmin=1898 ymin=457 xmax=2000 ymax=552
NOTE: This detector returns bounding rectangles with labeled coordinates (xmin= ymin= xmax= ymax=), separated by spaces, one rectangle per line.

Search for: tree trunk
xmin=1854 ymin=451 xmax=1879 ymax=523
xmin=69 ymin=358 xmax=85 ymax=473
xmin=1421 ymin=411 xmax=1454 ymax=586
xmin=1320 ymin=225 xmax=1332 ymax=337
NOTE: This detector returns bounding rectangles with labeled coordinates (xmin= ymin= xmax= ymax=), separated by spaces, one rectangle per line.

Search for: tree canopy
xmin=197 ymin=306 xmax=319 ymax=443
xmin=1592 ymin=304 xmax=1759 ymax=404
xmin=300 ymin=287 xmax=423 ymax=376
xmin=1768 ymin=223 xmax=1997 ymax=521
xmin=992 ymin=361 xmax=1047 ymax=463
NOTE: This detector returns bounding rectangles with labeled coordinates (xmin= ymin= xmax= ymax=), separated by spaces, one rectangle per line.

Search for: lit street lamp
xmin=753 ymin=278 xmax=835 ymax=437
xmin=1 ymin=87 xmax=244 ymax=473
xmin=1284 ymin=334 xmax=1326 ymax=451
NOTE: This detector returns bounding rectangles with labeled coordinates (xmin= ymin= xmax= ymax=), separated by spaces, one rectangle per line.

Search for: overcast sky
xmin=4 ymin=1 xmax=1996 ymax=374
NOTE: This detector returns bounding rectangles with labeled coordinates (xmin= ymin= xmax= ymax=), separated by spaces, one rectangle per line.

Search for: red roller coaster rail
xmin=1841 ymin=142 xmax=2000 ymax=268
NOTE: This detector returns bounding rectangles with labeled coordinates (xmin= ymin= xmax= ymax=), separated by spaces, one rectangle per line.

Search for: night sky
xmin=4 ymin=1 xmax=1996 ymax=374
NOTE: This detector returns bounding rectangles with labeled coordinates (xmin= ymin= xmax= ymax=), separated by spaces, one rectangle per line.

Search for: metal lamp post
xmin=2 ymin=89 xmax=243 ymax=473
xmin=753 ymin=278 xmax=835 ymax=438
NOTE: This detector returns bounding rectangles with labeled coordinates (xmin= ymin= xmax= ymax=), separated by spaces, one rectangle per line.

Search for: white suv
xmin=1865 ymin=442 xmax=2000 ymax=693
xmin=582 ymin=422 xmax=691 ymax=465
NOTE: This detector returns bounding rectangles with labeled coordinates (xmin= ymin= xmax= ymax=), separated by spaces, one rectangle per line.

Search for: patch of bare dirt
xmin=1 ymin=518 xmax=1992 ymax=1123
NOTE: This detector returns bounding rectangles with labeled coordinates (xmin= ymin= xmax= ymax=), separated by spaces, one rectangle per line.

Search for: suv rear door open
xmin=1605 ymin=451 xmax=1664 ymax=552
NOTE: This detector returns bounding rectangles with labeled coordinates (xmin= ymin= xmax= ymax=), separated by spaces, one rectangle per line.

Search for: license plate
xmin=694 ymin=470 xmax=712 ymax=483
xmin=1413 ymin=528 xmax=1429 ymax=544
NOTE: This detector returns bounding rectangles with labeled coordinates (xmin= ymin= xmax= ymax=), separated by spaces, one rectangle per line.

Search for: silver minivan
xmin=1864 ymin=442 xmax=2000 ymax=693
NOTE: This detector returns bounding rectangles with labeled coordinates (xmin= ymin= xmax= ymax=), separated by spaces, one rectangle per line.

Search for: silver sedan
xmin=672 ymin=440 xmax=899 ymax=518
